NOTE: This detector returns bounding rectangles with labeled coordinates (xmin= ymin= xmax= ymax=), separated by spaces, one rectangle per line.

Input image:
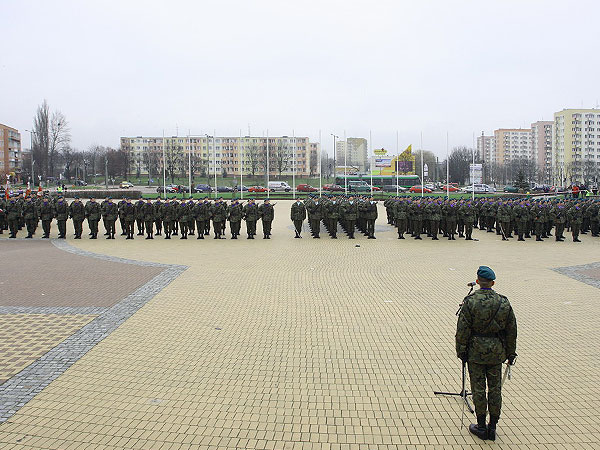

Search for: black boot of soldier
xmin=487 ymin=415 xmax=499 ymax=441
xmin=469 ymin=415 xmax=488 ymax=440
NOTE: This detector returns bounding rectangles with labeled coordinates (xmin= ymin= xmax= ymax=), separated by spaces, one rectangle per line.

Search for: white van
xmin=268 ymin=181 xmax=292 ymax=192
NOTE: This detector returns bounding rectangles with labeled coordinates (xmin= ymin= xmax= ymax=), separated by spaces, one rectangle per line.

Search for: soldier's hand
xmin=507 ymin=354 xmax=517 ymax=365
xmin=458 ymin=353 xmax=468 ymax=364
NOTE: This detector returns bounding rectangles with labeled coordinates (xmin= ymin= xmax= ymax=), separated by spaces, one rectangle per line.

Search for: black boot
xmin=487 ymin=415 xmax=499 ymax=441
xmin=469 ymin=415 xmax=488 ymax=440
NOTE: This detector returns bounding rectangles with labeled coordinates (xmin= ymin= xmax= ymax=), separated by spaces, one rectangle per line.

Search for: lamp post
xmin=330 ymin=133 xmax=338 ymax=183
xmin=25 ymin=129 xmax=36 ymax=186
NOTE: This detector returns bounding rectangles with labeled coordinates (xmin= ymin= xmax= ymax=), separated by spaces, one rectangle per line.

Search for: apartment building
xmin=553 ymin=108 xmax=600 ymax=184
xmin=493 ymin=129 xmax=533 ymax=164
xmin=0 ymin=123 xmax=22 ymax=176
xmin=335 ymin=137 xmax=368 ymax=172
xmin=121 ymin=135 xmax=317 ymax=177
xmin=531 ymin=121 xmax=553 ymax=183
xmin=476 ymin=134 xmax=496 ymax=164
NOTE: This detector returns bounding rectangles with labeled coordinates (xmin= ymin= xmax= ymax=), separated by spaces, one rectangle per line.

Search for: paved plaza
xmin=1 ymin=201 xmax=599 ymax=449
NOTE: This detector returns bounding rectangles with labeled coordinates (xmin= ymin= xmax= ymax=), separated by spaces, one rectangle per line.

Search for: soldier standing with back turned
xmin=456 ymin=266 xmax=517 ymax=441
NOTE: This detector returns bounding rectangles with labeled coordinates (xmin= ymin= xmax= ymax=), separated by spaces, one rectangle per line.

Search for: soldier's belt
xmin=472 ymin=332 xmax=499 ymax=338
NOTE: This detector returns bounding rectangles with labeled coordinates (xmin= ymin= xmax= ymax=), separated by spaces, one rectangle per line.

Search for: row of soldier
xmin=0 ymin=194 xmax=275 ymax=240
xmin=382 ymin=196 xmax=600 ymax=242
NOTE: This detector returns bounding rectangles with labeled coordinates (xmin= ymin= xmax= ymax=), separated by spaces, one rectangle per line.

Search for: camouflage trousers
xmin=468 ymin=362 xmax=502 ymax=418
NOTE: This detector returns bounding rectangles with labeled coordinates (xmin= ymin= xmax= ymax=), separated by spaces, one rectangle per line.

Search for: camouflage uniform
xmin=456 ymin=283 xmax=517 ymax=439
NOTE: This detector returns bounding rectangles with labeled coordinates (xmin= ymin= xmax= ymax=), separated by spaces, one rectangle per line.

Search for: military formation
xmin=381 ymin=196 xmax=600 ymax=242
xmin=290 ymin=194 xmax=379 ymax=239
xmin=0 ymin=193 xmax=275 ymax=240
xmin=2 ymin=192 xmax=599 ymax=242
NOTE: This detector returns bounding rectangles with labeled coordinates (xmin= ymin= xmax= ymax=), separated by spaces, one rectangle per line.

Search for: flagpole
xmin=369 ymin=130 xmax=373 ymax=196
xmin=162 ymin=130 xmax=166 ymax=200
xmin=472 ymin=132 xmax=475 ymax=200
xmin=213 ymin=130 xmax=217 ymax=199
xmin=292 ymin=130 xmax=296 ymax=200
xmin=420 ymin=132 xmax=424 ymax=198
xmin=188 ymin=132 xmax=192 ymax=198
xmin=343 ymin=130 xmax=347 ymax=194
xmin=446 ymin=131 xmax=450 ymax=199
xmin=318 ymin=129 xmax=322 ymax=196
xmin=396 ymin=131 xmax=399 ymax=196
xmin=266 ymin=129 xmax=270 ymax=199
xmin=240 ymin=129 xmax=243 ymax=200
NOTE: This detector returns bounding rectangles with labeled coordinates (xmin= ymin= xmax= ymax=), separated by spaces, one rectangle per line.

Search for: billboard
xmin=374 ymin=148 xmax=387 ymax=155
xmin=396 ymin=160 xmax=413 ymax=173
xmin=375 ymin=158 xmax=392 ymax=167
xmin=469 ymin=163 xmax=483 ymax=184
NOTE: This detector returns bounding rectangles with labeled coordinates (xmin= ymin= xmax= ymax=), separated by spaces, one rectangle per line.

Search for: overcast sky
xmin=2 ymin=0 xmax=599 ymax=157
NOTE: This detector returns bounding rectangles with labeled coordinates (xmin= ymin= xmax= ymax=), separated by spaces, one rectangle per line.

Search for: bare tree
xmin=165 ymin=144 xmax=183 ymax=184
xmin=272 ymin=138 xmax=290 ymax=177
xmin=415 ymin=149 xmax=441 ymax=182
xmin=142 ymin=149 xmax=161 ymax=182
xmin=309 ymin=146 xmax=319 ymax=177
xmin=246 ymin=142 xmax=262 ymax=177
xmin=60 ymin=146 xmax=77 ymax=180
xmin=48 ymin=112 xmax=70 ymax=178
xmin=32 ymin=100 xmax=50 ymax=179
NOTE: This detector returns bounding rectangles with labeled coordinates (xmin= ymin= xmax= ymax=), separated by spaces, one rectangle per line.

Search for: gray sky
xmin=2 ymin=0 xmax=598 ymax=157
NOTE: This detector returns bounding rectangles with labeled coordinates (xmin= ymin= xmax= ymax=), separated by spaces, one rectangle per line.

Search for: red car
xmin=297 ymin=184 xmax=318 ymax=192
xmin=409 ymin=185 xmax=432 ymax=193
xmin=323 ymin=184 xmax=344 ymax=192
xmin=439 ymin=184 xmax=461 ymax=192
xmin=248 ymin=186 xmax=268 ymax=193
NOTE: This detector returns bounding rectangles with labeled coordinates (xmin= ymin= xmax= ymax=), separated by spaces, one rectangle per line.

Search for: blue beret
xmin=477 ymin=266 xmax=496 ymax=281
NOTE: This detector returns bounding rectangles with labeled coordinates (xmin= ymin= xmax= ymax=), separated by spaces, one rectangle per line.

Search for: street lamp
xmin=25 ymin=129 xmax=36 ymax=186
xmin=330 ymin=134 xmax=338 ymax=182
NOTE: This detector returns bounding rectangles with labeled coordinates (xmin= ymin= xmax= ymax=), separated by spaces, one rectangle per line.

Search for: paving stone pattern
xmin=0 ymin=314 xmax=97 ymax=385
xmin=0 ymin=202 xmax=599 ymax=449
xmin=0 ymin=240 xmax=187 ymax=425
xmin=0 ymin=240 xmax=163 ymax=307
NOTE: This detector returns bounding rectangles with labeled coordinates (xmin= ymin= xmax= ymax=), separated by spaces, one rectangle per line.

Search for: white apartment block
xmin=336 ymin=137 xmax=368 ymax=172
xmin=531 ymin=121 xmax=553 ymax=183
xmin=121 ymin=135 xmax=318 ymax=177
xmin=553 ymin=108 xmax=600 ymax=184
xmin=476 ymin=135 xmax=496 ymax=164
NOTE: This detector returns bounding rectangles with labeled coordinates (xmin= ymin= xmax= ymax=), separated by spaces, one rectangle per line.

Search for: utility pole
xmin=105 ymin=154 xmax=109 ymax=189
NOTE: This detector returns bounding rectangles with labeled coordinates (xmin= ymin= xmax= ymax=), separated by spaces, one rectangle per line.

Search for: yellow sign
xmin=374 ymin=148 xmax=387 ymax=155
xmin=371 ymin=145 xmax=415 ymax=176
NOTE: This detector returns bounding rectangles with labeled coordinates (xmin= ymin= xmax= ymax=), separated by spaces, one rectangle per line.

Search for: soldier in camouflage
xmin=456 ymin=266 xmax=517 ymax=441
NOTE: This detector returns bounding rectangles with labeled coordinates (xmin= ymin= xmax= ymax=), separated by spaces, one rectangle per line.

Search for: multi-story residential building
xmin=476 ymin=134 xmax=496 ymax=164
xmin=493 ymin=128 xmax=533 ymax=165
xmin=335 ymin=137 xmax=368 ymax=173
xmin=553 ymin=108 xmax=600 ymax=185
xmin=0 ymin=124 xmax=22 ymax=177
xmin=120 ymin=135 xmax=318 ymax=177
xmin=531 ymin=121 xmax=553 ymax=183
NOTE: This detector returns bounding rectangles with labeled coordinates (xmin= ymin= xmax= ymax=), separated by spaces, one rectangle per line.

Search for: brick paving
xmin=0 ymin=240 xmax=163 ymax=307
xmin=0 ymin=201 xmax=599 ymax=449
xmin=0 ymin=315 xmax=97 ymax=385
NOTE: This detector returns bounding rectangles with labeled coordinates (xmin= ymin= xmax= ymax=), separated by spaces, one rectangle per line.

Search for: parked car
xmin=156 ymin=185 xmax=178 ymax=193
xmin=424 ymin=183 xmax=436 ymax=191
xmin=248 ymin=185 xmax=268 ymax=192
xmin=233 ymin=185 xmax=249 ymax=192
xmin=503 ymin=185 xmax=519 ymax=193
xmin=217 ymin=186 xmax=234 ymax=193
xmin=72 ymin=180 xmax=87 ymax=186
xmin=194 ymin=184 xmax=212 ymax=193
xmin=439 ymin=184 xmax=461 ymax=192
xmin=382 ymin=184 xmax=408 ymax=192
xmin=347 ymin=181 xmax=371 ymax=192
xmin=268 ymin=181 xmax=292 ymax=192
xmin=409 ymin=185 xmax=432 ymax=193
xmin=120 ymin=181 xmax=134 ymax=188
xmin=296 ymin=184 xmax=318 ymax=192
xmin=323 ymin=184 xmax=344 ymax=192
xmin=464 ymin=184 xmax=496 ymax=194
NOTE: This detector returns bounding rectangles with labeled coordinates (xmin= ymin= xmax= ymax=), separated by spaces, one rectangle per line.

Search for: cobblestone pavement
xmin=0 ymin=201 xmax=599 ymax=449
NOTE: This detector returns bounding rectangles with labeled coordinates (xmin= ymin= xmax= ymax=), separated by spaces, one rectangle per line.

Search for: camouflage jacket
xmin=456 ymin=288 xmax=517 ymax=365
